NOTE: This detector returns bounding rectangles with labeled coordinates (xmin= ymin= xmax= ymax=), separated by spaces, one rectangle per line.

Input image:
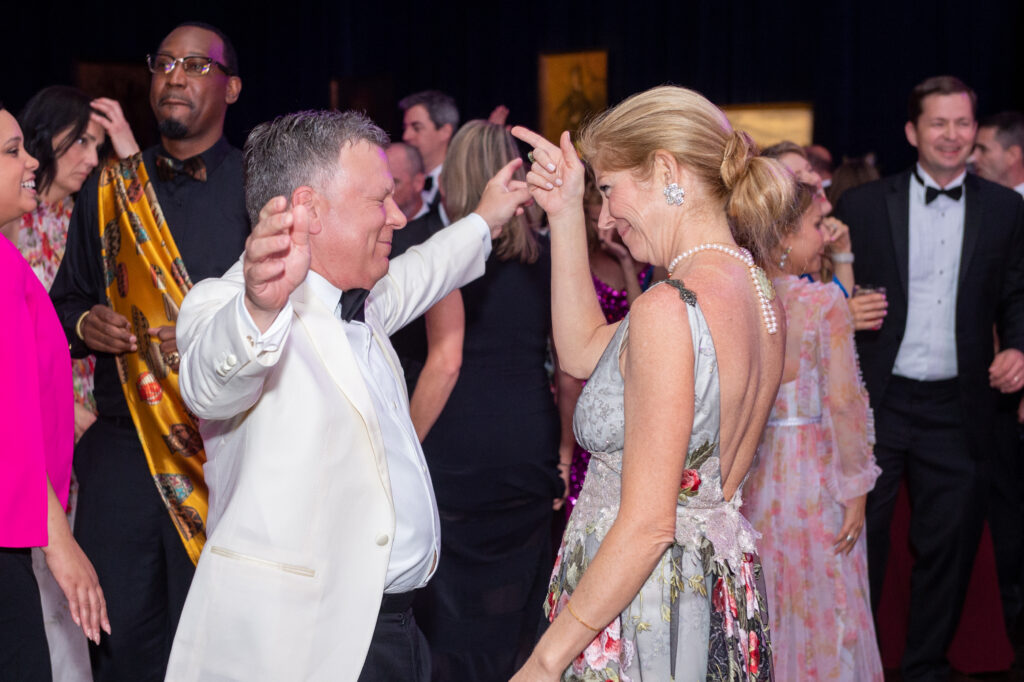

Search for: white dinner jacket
xmin=164 ymin=216 xmax=488 ymax=681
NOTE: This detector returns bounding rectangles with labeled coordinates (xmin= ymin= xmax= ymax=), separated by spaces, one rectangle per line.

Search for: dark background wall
xmin=6 ymin=0 xmax=1023 ymax=174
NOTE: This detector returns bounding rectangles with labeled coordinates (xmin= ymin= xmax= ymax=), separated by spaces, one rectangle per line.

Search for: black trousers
xmin=357 ymin=592 xmax=431 ymax=682
xmin=72 ymin=417 xmax=195 ymax=682
xmin=0 ymin=548 xmax=51 ymax=681
xmin=866 ymin=377 xmax=985 ymax=682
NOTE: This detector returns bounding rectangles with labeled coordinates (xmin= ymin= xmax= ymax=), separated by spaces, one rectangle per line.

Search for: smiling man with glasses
xmin=49 ymin=20 xmax=251 ymax=682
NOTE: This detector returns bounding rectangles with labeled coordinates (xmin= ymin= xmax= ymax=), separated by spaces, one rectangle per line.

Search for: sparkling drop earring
xmin=663 ymin=182 xmax=685 ymax=206
xmin=778 ymin=246 xmax=792 ymax=270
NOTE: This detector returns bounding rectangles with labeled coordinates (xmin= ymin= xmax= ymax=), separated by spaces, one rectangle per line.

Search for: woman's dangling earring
xmin=778 ymin=246 xmax=792 ymax=270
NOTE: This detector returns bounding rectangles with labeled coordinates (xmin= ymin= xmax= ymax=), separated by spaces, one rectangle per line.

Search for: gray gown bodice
xmin=571 ymin=285 xmax=758 ymax=569
xmin=545 ymin=280 xmax=772 ymax=682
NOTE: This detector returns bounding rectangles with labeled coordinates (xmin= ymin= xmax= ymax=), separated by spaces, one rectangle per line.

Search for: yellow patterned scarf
xmin=97 ymin=153 xmax=206 ymax=565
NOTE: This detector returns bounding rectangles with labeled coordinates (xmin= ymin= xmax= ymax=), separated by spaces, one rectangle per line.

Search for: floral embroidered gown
xmin=744 ymin=276 xmax=882 ymax=681
xmin=546 ymin=280 xmax=774 ymax=681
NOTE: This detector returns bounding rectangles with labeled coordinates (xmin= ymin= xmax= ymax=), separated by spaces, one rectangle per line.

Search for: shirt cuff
xmin=466 ymin=212 xmax=492 ymax=260
xmin=235 ymin=294 xmax=292 ymax=361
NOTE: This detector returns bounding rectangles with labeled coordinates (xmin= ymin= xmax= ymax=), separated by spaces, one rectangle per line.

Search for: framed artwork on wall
xmin=720 ymin=102 xmax=814 ymax=148
xmin=538 ymin=50 xmax=607 ymax=143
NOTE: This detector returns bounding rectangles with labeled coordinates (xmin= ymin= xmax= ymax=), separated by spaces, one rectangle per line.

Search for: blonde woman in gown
xmin=744 ymin=185 xmax=883 ymax=681
xmin=511 ymin=86 xmax=799 ymax=681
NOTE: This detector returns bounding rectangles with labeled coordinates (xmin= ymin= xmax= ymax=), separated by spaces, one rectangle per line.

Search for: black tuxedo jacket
xmin=834 ymin=169 xmax=1024 ymax=455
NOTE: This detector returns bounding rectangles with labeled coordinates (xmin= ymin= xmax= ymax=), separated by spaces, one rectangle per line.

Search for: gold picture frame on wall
xmin=538 ymin=50 xmax=607 ymax=143
xmin=720 ymin=102 xmax=814 ymax=148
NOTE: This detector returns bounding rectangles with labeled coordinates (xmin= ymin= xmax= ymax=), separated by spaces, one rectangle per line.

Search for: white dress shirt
xmin=230 ymin=214 xmax=492 ymax=593
xmin=892 ymin=164 xmax=967 ymax=381
xmin=437 ymin=200 xmax=451 ymax=228
xmin=1014 ymin=181 xmax=1024 ymax=197
xmin=233 ymin=277 xmax=442 ymax=594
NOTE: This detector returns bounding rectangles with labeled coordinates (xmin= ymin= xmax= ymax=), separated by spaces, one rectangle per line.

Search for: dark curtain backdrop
xmin=5 ymin=0 xmax=1023 ymax=174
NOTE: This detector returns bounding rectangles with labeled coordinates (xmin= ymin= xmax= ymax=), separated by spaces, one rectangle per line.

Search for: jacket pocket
xmin=209 ymin=545 xmax=316 ymax=578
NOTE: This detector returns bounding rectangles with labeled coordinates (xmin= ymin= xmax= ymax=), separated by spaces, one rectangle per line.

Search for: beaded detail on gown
xmin=545 ymin=280 xmax=774 ymax=682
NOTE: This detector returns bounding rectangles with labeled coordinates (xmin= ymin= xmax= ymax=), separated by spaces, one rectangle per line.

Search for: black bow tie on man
xmin=914 ymin=169 xmax=963 ymax=204
xmin=155 ymin=153 xmax=208 ymax=183
xmin=339 ymin=289 xmax=368 ymax=323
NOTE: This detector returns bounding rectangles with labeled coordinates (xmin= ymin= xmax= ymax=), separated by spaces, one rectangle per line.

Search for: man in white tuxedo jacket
xmin=164 ymin=110 xmax=531 ymax=681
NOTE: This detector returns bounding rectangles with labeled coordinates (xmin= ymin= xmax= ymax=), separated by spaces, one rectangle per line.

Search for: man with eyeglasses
xmin=50 ymin=20 xmax=250 ymax=681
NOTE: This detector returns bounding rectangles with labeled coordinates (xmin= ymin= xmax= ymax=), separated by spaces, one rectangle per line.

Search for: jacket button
xmin=375 ymin=534 xmax=389 ymax=546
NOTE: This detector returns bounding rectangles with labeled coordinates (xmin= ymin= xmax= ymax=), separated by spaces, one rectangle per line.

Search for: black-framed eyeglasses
xmin=146 ymin=53 xmax=232 ymax=77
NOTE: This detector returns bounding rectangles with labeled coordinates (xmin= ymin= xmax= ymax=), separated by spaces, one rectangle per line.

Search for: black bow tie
xmin=423 ymin=174 xmax=434 ymax=192
xmin=155 ymin=154 xmax=207 ymax=182
xmin=338 ymin=288 xmax=368 ymax=323
xmin=914 ymin=170 xmax=962 ymax=204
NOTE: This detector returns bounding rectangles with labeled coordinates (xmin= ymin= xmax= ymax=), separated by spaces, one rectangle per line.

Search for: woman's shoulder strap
xmin=652 ymin=278 xmax=697 ymax=307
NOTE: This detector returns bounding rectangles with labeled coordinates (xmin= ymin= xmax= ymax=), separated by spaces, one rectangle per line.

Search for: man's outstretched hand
xmin=243 ymin=197 xmax=314 ymax=332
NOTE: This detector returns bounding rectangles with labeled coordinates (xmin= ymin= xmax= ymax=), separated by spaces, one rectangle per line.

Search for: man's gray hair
xmin=398 ymin=90 xmax=459 ymax=131
xmin=243 ymin=109 xmax=389 ymax=224
xmin=386 ymin=141 xmax=425 ymax=176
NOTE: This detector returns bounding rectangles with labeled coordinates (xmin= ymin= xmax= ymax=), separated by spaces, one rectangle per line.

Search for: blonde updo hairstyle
xmin=440 ymin=119 xmax=541 ymax=264
xmin=576 ymin=85 xmax=795 ymax=267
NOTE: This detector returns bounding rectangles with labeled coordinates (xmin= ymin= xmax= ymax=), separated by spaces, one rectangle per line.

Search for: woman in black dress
xmin=414 ymin=120 xmax=565 ymax=681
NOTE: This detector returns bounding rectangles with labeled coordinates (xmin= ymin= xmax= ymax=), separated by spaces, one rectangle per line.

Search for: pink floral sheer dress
xmin=744 ymin=275 xmax=883 ymax=681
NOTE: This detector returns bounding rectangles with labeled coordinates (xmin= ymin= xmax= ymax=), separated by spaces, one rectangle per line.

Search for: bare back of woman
xmin=674 ymin=259 xmax=785 ymax=501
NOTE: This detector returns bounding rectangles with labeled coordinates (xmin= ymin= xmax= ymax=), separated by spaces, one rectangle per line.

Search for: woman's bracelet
xmin=565 ymin=599 xmax=601 ymax=632
xmin=75 ymin=310 xmax=91 ymax=341
xmin=830 ymin=252 xmax=854 ymax=264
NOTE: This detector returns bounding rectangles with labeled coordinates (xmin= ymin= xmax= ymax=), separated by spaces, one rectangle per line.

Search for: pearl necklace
xmin=667 ymin=242 xmax=778 ymax=334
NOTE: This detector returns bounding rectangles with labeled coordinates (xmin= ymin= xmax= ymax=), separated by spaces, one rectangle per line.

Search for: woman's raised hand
xmin=510 ymin=127 xmax=585 ymax=219
xmin=90 ymin=98 xmax=140 ymax=159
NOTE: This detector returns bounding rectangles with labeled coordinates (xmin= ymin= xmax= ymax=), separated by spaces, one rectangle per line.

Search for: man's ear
xmin=292 ymin=186 xmax=323 ymax=236
xmin=225 ymin=76 xmax=242 ymax=105
xmin=293 ymin=186 xmax=315 ymax=215
xmin=1009 ymin=144 xmax=1024 ymax=167
xmin=439 ymin=123 xmax=454 ymax=144
xmin=905 ymin=120 xmax=919 ymax=149
xmin=412 ymin=171 xmax=425 ymax=194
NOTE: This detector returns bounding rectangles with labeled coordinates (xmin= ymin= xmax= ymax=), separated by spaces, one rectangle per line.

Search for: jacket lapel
xmin=290 ymin=282 xmax=393 ymax=500
xmin=959 ymin=173 xmax=983 ymax=290
xmin=886 ymin=171 xmax=912 ymax=300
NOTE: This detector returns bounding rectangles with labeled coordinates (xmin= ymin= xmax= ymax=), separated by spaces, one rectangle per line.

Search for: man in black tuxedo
xmin=400 ymin=91 xmax=458 ymax=210
xmin=835 ymin=75 xmax=1024 ymax=681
